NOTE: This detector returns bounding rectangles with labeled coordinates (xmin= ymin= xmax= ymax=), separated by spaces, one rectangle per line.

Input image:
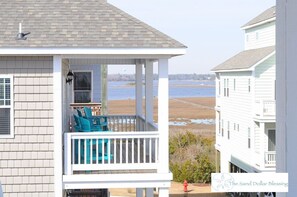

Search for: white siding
xmin=0 ymin=56 xmax=54 ymax=197
xmin=255 ymin=55 xmax=276 ymax=101
xmin=245 ymin=21 xmax=275 ymax=50
xmin=70 ymin=65 xmax=102 ymax=103
xmin=254 ymin=122 xmax=261 ymax=154
xmin=217 ymin=71 xmax=255 ymax=172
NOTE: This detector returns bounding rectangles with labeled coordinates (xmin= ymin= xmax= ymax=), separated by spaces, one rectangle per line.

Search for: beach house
xmin=212 ymin=7 xmax=276 ymax=173
xmin=0 ymin=1 xmax=186 ymax=196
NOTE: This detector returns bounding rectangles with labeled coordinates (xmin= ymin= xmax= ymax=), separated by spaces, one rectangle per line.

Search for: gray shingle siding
xmin=0 ymin=57 xmax=54 ymax=197
xmin=0 ymin=0 xmax=185 ymax=49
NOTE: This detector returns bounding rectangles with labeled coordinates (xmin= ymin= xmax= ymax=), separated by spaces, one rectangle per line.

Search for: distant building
xmin=212 ymin=6 xmax=276 ymax=173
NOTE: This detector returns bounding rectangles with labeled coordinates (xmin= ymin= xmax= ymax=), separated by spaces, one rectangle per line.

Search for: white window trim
xmin=0 ymin=75 xmax=14 ymax=139
xmin=72 ymin=70 xmax=93 ymax=103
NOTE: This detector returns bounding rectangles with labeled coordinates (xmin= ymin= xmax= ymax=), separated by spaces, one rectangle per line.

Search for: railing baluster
xmin=108 ymin=139 xmax=111 ymax=164
xmin=149 ymin=138 xmax=152 ymax=163
xmin=78 ymin=139 xmax=81 ymax=165
xmin=84 ymin=140 xmax=87 ymax=164
xmin=90 ymin=139 xmax=93 ymax=164
xmin=120 ymin=139 xmax=122 ymax=164
xmin=96 ymin=139 xmax=98 ymax=164
xmin=114 ymin=139 xmax=117 ymax=164
xmin=126 ymin=138 xmax=128 ymax=163
xmin=155 ymin=138 xmax=158 ymax=163
xmin=138 ymin=138 xmax=140 ymax=163
xmin=102 ymin=138 xmax=105 ymax=164
xmin=132 ymin=138 xmax=134 ymax=164
xmin=143 ymin=138 xmax=146 ymax=163
xmin=72 ymin=139 xmax=74 ymax=164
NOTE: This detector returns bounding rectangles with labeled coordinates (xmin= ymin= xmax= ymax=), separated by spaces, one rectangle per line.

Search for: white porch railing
xmin=64 ymin=131 xmax=159 ymax=175
xmin=254 ymin=100 xmax=275 ymax=117
xmin=264 ymin=151 xmax=276 ymax=167
xmin=106 ymin=115 xmax=137 ymax=132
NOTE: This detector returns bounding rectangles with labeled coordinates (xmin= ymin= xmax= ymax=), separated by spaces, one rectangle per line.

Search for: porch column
xmin=136 ymin=188 xmax=143 ymax=197
xmin=158 ymin=59 xmax=169 ymax=173
xmin=136 ymin=62 xmax=143 ymax=130
xmin=259 ymin=122 xmax=265 ymax=169
xmin=101 ymin=64 xmax=108 ymax=115
xmin=145 ymin=60 xmax=154 ymax=126
xmin=145 ymin=188 xmax=154 ymax=197
xmin=158 ymin=188 xmax=169 ymax=197
xmin=53 ymin=56 xmax=63 ymax=196
xmin=276 ymin=1 xmax=297 ymax=197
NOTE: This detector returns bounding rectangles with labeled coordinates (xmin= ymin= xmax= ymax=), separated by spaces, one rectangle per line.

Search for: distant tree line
xmin=108 ymin=74 xmax=215 ymax=81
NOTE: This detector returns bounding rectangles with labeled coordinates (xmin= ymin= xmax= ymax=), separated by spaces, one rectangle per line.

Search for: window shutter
xmin=0 ymin=108 xmax=10 ymax=135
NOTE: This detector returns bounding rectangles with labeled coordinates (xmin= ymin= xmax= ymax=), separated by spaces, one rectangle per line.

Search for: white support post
xmin=158 ymin=59 xmax=169 ymax=173
xmin=145 ymin=188 xmax=154 ymax=197
xmin=259 ymin=122 xmax=265 ymax=169
xmin=276 ymin=1 xmax=297 ymax=197
xmin=136 ymin=62 xmax=143 ymax=128
xmin=158 ymin=188 xmax=169 ymax=197
xmin=53 ymin=56 xmax=63 ymax=197
xmin=145 ymin=60 xmax=154 ymax=126
xmin=136 ymin=188 xmax=143 ymax=197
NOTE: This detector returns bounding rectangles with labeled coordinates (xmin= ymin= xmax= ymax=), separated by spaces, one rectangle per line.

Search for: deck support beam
xmin=158 ymin=59 xmax=169 ymax=174
xmin=145 ymin=188 xmax=154 ymax=197
xmin=136 ymin=188 xmax=143 ymax=197
xmin=158 ymin=188 xmax=169 ymax=197
xmin=136 ymin=62 xmax=143 ymax=131
xmin=53 ymin=56 xmax=63 ymax=197
xmin=145 ymin=60 xmax=154 ymax=127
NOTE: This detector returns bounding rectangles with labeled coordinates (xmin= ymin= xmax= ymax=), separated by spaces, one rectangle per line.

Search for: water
xmin=108 ymin=80 xmax=215 ymax=100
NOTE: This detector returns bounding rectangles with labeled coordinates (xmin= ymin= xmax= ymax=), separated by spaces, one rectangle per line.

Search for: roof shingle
xmin=0 ymin=0 xmax=186 ymax=49
xmin=242 ymin=6 xmax=276 ymax=29
xmin=212 ymin=46 xmax=275 ymax=72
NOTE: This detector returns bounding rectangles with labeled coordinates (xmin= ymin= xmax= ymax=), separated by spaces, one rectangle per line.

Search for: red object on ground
xmin=183 ymin=180 xmax=188 ymax=192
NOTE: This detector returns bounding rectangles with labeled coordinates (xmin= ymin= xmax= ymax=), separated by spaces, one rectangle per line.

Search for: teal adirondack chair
xmin=84 ymin=107 xmax=109 ymax=131
xmin=73 ymin=114 xmax=112 ymax=164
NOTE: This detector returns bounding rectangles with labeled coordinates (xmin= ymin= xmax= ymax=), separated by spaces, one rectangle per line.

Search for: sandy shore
xmin=108 ymin=97 xmax=215 ymax=137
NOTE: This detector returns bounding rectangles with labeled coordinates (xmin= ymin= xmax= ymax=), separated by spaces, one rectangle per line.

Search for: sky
xmin=108 ymin=0 xmax=276 ymax=74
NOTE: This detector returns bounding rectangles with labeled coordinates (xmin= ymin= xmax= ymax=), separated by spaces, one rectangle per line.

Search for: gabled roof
xmin=211 ymin=46 xmax=275 ymax=72
xmin=0 ymin=0 xmax=186 ymax=49
xmin=242 ymin=6 xmax=276 ymax=29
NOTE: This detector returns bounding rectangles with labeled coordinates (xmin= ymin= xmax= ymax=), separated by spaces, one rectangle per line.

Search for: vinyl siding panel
xmin=255 ymin=55 xmax=276 ymax=100
xmin=0 ymin=56 xmax=54 ymax=197
xmin=245 ymin=22 xmax=275 ymax=50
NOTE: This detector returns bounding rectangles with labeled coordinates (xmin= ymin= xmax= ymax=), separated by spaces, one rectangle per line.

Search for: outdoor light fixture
xmin=66 ymin=70 xmax=74 ymax=84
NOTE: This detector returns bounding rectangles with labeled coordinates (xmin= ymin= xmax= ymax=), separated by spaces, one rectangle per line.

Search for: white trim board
xmin=0 ymin=48 xmax=186 ymax=56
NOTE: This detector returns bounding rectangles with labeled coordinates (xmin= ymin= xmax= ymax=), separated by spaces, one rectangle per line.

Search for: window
xmin=227 ymin=79 xmax=229 ymax=97
xmin=248 ymin=127 xmax=251 ymax=149
xmin=237 ymin=124 xmax=239 ymax=131
xmin=218 ymin=80 xmax=221 ymax=95
xmin=222 ymin=119 xmax=224 ymax=137
xmin=224 ymin=79 xmax=226 ymax=96
xmin=234 ymin=79 xmax=236 ymax=91
xmin=0 ymin=76 xmax=13 ymax=138
xmin=246 ymin=34 xmax=249 ymax=42
xmin=73 ymin=72 xmax=92 ymax=103
xmin=227 ymin=121 xmax=230 ymax=139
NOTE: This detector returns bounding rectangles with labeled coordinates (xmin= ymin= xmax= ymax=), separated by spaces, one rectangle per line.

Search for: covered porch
xmin=52 ymin=52 xmax=184 ymax=197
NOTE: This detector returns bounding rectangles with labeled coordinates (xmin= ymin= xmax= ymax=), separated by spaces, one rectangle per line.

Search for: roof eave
xmin=241 ymin=17 xmax=276 ymax=30
xmin=0 ymin=47 xmax=186 ymax=57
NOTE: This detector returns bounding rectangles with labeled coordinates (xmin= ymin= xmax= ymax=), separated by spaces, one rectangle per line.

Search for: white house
xmin=212 ymin=6 xmax=276 ymax=173
xmin=0 ymin=1 xmax=186 ymax=196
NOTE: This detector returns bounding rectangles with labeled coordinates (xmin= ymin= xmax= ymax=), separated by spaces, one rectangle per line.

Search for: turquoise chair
xmin=73 ymin=115 xmax=112 ymax=164
xmin=84 ymin=107 xmax=108 ymax=131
